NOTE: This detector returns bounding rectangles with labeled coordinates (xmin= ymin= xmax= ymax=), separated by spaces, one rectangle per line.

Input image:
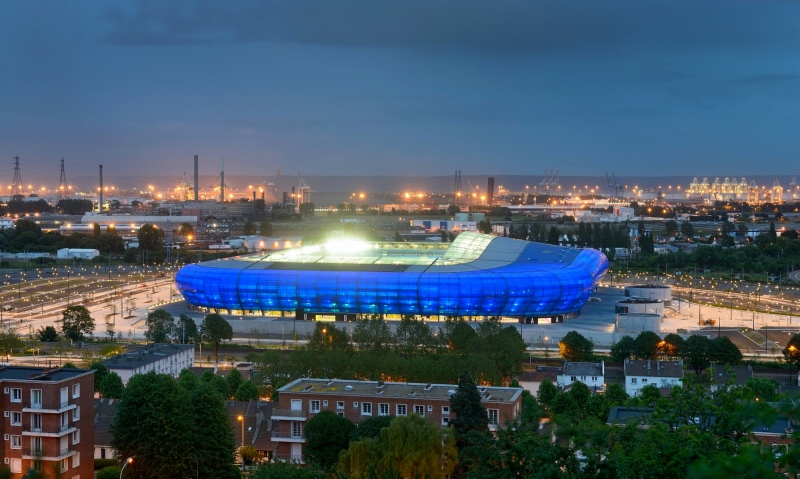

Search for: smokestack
xmin=487 ymin=177 xmax=495 ymax=205
xmin=220 ymin=157 xmax=225 ymax=203
xmin=99 ymin=165 xmax=103 ymax=213
xmin=194 ymin=155 xmax=199 ymax=203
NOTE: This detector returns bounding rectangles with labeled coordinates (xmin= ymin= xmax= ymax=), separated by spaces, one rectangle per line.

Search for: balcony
xmin=271 ymin=409 xmax=307 ymax=421
xmin=22 ymin=425 xmax=75 ymax=437
xmin=272 ymin=431 xmax=306 ymax=443
xmin=22 ymin=447 xmax=75 ymax=461
xmin=22 ymin=401 xmax=75 ymax=414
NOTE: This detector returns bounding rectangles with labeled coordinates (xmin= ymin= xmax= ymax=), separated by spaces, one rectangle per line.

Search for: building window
xmin=10 ymin=435 xmax=21 ymax=449
xmin=72 ymin=430 xmax=80 ymax=444
xmin=413 ymin=405 xmax=425 ymax=416
xmin=581 ymin=376 xmax=586 ymax=381
xmin=31 ymin=389 xmax=42 ymax=407
xmin=442 ymin=406 xmax=450 ymax=415
xmin=10 ymin=388 xmax=21 ymax=403
xmin=336 ymin=401 xmax=344 ymax=410
xmin=378 ymin=403 xmax=389 ymax=416
xmin=73 ymin=407 xmax=80 ymax=421
xmin=642 ymin=378 xmax=648 ymax=383
xmin=10 ymin=411 xmax=21 ymax=426
xmin=309 ymin=400 xmax=320 ymax=413
xmin=61 ymin=459 xmax=69 ymax=473
xmin=323 ymin=400 xmax=328 ymax=407
xmin=570 ymin=376 xmax=576 ymax=382
xmin=72 ymin=453 xmax=80 ymax=468
xmin=487 ymin=409 xmax=499 ymax=426
xmin=10 ymin=459 xmax=21 ymax=473
xmin=396 ymin=404 xmax=407 ymax=416
xmin=592 ymin=376 xmax=598 ymax=382
xmin=291 ymin=421 xmax=303 ymax=439
xmin=353 ymin=402 xmax=358 ymax=408
xmin=361 ymin=402 xmax=372 ymax=416
xmin=441 ymin=417 xmax=450 ymax=426
xmin=31 ymin=414 xmax=42 ymax=431
xmin=72 ymin=384 xmax=80 ymax=399
xmin=631 ymin=378 xmax=638 ymax=384
xmin=337 ymin=412 xmax=345 ymax=417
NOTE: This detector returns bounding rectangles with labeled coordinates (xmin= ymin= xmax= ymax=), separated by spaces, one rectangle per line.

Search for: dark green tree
xmin=89 ymin=361 xmax=109 ymax=393
xmin=709 ymin=336 xmax=743 ymax=365
xmin=782 ymin=333 xmax=800 ymax=370
xmin=137 ymin=223 xmax=164 ymax=251
xmin=226 ymin=368 xmax=243 ymax=399
xmin=450 ymin=371 xmax=488 ymax=448
xmin=682 ymin=334 xmax=712 ymax=374
xmin=177 ymin=314 xmax=199 ymax=343
xmin=234 ymin=380 xmax=260 ymax=401
xmin=537 ymin=379 xmax=559 ymax=410
xmin=351 ymin=316 xmax=393 ymax=353
xmin=559 ymin=331 xmax=594 ymax=361
xmin=681 ymin=221 xmax=694 ymax=239
xmin=111 ymin=372 xmax=199 ymax=478
xmin=307 ymin=323 xmax=351 ymax=352
xmin=442 ymin=319 xmax=476 ymax=352
xmin=304 ymin=410 xmax=355 ymax=469
xmin=36 ymin=325 xmax=58 ymax=342
xmin=243 ymin=220 xmax=257 ymax=235
xmin=611 ymin=335 xmax=636 ymax=361
xmin=98 ymin=372 xmax=125 ymax=399
xmin=60 ymin=305 xmax=95 ymax=341
xmin=349 ymin=415 xmax=393 ymax=443
xmin=661 ymin=333 xmax=685 ymax=359
xmin=179 ymin=368 xmax=200 ymax=391
xmin=144 ymin=309 xmax=175 ymax=343
xmin=605 ymin=383 xmax=629 ymax=406
xmin=200 ymin=313 xmax=233 ymax=368
xmin=633 ymin=331 xmax=662 ymax=360
xmin=191 ymin=381 xmax=240 ymax=479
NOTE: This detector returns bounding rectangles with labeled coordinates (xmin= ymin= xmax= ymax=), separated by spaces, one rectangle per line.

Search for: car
xmin=588 ymin=297 xmax=602 ymax=302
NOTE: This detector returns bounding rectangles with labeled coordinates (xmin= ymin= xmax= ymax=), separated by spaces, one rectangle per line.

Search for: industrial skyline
xmin=2 ymin=1 xmax=800 ymax=177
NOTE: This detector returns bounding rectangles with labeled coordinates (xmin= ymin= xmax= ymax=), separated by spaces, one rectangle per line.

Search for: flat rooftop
xmin=0 ymin=366 xmax=92 ymax=382
xmin=279 ymin=378 xmax=523 ymax=403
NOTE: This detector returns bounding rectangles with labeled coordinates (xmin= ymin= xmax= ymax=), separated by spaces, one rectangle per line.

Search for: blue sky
xmin=1 ymin=0 xmax=799 ymax=179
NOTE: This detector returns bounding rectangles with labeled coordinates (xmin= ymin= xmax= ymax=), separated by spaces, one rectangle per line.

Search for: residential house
xmin=623 ymin=359 xmax=684 ymax=397
xmin=0 ymin=366 xmax=94 ymax=479
xmin=273 ymin=378 xmax=523 ymax=463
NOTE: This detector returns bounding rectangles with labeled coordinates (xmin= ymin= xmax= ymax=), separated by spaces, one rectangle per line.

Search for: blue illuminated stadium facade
xmin=175 ymin=232 xmax=608 ymax=321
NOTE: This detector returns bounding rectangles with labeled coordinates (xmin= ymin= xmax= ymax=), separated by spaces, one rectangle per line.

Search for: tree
xmin=37 ymin=325 xmax=58 ymax=342
xmin=304 ymin=410 xmax=355 ymax=469
xmin=633 ymin=331 xmax=662 ymax=360
xmin=611 ymin=335 xmax=636 ymax=362
xmin=179 ymin=368 xmax=200 ymax=391
xmin=177 ymin=314 xmax=199 ymax=343
xmin=200 ymin=313 xmax=233 ymax=369
xmin=349 ymin=415 xmax=394 ymax=443
xmin=450 ymin=371 xmax=488 ymax=448
xmin=243 ymin=220 xmax=257 ymax=235
xmin=605 ymin=383 xmax=629 ymax=406
xmin=681 ymin=221 xmax=694 ymax=239
xmin=98 ymin=372 xmax=125 ymax=399
xmin=144 ymin=309 xmax=175 ymax=343
xmin=559 ymin=331 xmax=594 ymax=361
xmin=376 ymin=414 xmax=456 ymax=479
xmin=178 ymin=223 xmax=194 ymax=236
xmin=547 ymin=225 xmax=561 ymax=245
xmin=443 ymin=319 xmax=476 ymax=352
xmin=56 ymin=198 xmax=94 ymax=215
xmin=709 ymin=336 xmax=743 ymax=365
xmin=190 ymin=381 xmax=240 ymax=479
xmin=307 ymin=323 xmax=351 ymax=352
xmin=682 ymin=334 xmax=712 ymax=374
xmin=0 ymin=331 xmax=22 ymax=362
xmin=259 ymin=221 xmax=273 ymax=236
xmin=661 ymin=333 xmax=685 ymax=359
xmin=394 ymin=317 xmax=435 ymax=354
xmin=89 ymin=361 xmax=109 ymax=393
xmin=782 ymin=333 xmax=800 ymax=370
xmin=226 ymin=368 xmax=243 ymax=398
xmin=61 ymin=305 xmax=95 ymax=341
xmin=111 ymin=372 xmax=201 ymax=478
xmin=240 ymin=445 xmax=263 ymax=466
xmin=235 ymin=380 xmax=260 ymax=401
xmin=537 ymin=379 xmax=559 ymax=410
xmin=477 ymin=219 xmax=492 ymax=234
xmin=351 ymin=317 xmax=393 ymax=353
xmin=137 ymin=223 xmax=164 ymax=251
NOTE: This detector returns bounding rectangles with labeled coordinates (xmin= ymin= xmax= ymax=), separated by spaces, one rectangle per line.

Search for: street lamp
xmin=238 ymin=415 xmax=245 ymax=470
xmin=120 ymin=457 xmax=133 ymax=479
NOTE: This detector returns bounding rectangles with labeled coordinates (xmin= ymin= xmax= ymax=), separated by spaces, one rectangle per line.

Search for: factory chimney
xmin=99 ymin=165 xmax=103 ymax=213
xmin=193 ymin=155 xmax=199 ymax=203
xmin=220 ymin=157 xmax=225 ymax=203
xmin=487 ymin=177 xmax=495 ymax=205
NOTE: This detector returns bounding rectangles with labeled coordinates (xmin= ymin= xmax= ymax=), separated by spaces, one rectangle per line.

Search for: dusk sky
xmin=2 ymin=1 xmax=800 ymax=181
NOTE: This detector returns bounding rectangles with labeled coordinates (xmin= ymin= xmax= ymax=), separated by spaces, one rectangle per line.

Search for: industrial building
xmin=175 ymin=232 xmax=608 ymax=321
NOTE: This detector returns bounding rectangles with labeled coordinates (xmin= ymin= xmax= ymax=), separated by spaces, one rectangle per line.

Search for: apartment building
xmin=273 ymin=378 xmax=523 ymax=462
xmin=0 ymin=366 xmax=94 ymax=479
xmin=624 ymin=359 xmax=684 ymax=397
xmin=101 ymin=343 xmax=195 ymax=385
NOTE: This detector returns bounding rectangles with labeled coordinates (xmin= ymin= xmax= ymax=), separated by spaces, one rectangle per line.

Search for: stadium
xmin=175 ymin=232 xmax=608 ymax=322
